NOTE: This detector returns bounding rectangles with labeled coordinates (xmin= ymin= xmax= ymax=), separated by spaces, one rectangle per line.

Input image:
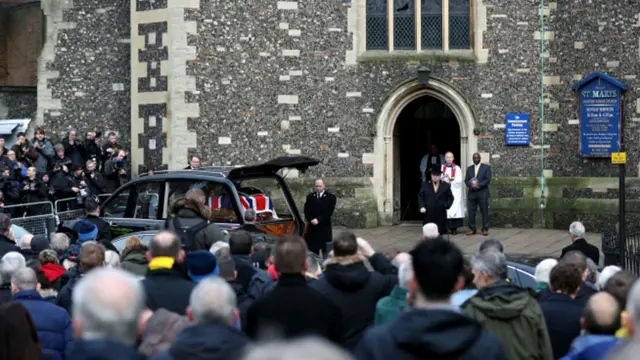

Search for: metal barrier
xmin=3 ymin=201 xmax=56 ymax=237
xmin=54 ymin=197 xmax=86 ymax=223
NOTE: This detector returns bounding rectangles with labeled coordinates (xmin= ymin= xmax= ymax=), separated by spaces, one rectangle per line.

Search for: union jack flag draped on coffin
xmin=209 ymin=194 xmax=278 ymax=218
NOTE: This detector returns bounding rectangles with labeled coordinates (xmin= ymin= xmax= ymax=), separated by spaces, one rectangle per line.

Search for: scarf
xmin=40 ymin=263 xmax=66 ymax=283
xmin=148 ymin=257 xmax=175 ymax=271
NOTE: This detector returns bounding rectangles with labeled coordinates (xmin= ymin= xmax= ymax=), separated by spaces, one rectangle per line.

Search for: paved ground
xmin=342 ymin=224 xmax=602 ymax=259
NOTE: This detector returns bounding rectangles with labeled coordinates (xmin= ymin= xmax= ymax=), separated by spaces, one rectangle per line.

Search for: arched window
xmin=365 ymin=0 xmax=472 ymax=52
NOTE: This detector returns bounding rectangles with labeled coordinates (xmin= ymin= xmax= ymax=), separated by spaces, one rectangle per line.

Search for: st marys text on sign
xmin=572 ymin=72 xmax=628 ymax=158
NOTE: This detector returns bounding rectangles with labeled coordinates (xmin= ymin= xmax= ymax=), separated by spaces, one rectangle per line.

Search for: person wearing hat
xmin=72 ymin=219 xmax=118 ymax=253
xmin=417 ymin=163 xmax=454 ymax=235
xmin=186 ymin=250 xmax=219 ymax=283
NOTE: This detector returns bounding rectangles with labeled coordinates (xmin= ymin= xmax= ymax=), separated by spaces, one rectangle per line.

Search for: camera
xmin=53 ymin=158 xmax=72 ymax=172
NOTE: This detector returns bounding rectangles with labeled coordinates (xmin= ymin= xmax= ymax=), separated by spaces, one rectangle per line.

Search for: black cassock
xmin=418 ymin=181 xmax=454 ymax=235
xmin=303 ymin=191 xmax=337 ymax=255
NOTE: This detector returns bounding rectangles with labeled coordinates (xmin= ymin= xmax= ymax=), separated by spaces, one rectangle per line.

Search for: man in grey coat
xmin=31 ymin=127 xmax=54 ymax=173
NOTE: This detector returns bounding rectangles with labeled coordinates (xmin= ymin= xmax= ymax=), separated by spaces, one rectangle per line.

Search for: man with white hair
xmin=50 ymin=232 xmax=71 ymax=257
xmin=0 ymin=251 xmax=25 ymax=303
xmin=463 ymin=248 xmax=553 ymax=360
xmin=11 ymin=267 xmax=73 ymax=360
xmin=210 ymin=241 xmax=229 ymax=257
xmin=375 ymin=254 xmax=412 ymax=324
xmin=535 ymin=258 xmax=557 ymax=292
xmin=105 ymin=250 xmax=120 ymax=268
xmin=598 ymin=265 xmax=621 ymax=291
xmin=67 ymin=268 xmax=145 ymax=359
xmin=153 ymin=277 xmax=251 ymax=360
xmin=422 ymin=223 xmax=439 ymax=239
xmin=561 ymin=221 xmax=599 ymax=264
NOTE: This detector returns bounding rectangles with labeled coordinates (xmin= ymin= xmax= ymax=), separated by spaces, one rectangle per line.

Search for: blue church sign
xmin=572 ymin=72 xmax=628 ymax=158
xmin=505 ymin=113 xmax=530 ymax=145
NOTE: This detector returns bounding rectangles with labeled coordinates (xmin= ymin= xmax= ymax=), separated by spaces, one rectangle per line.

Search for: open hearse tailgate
xmin=227 ymin=156 xmax=320 ymax=179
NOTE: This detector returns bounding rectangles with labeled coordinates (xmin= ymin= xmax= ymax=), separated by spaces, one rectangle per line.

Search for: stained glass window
xmin=366 ymin=0 xmax=388 ymax=50
xmin=449 ymin=0 xmax=471 ymax=49
xmin=394 ymin=0 xmax=415 ymax=50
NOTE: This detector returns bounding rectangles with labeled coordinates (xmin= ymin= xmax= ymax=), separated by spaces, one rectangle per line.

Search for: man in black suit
xmin=303 ymin=179 xmax=337 ymax=256
xmin=561 ymin=221 xmax=600 ymax=264
xmin=418 ymin=164 xmax=454 ymax=235
xmin=465 ymin=153 xmax=492 ymax=236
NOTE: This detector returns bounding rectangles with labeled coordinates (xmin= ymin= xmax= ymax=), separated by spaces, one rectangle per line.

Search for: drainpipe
xmin=538 ymin=0 xmax=546 ymax=226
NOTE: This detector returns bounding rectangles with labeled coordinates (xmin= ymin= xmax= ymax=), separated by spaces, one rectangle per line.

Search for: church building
xmin=0 ymin=0 xmax=639 ymax=231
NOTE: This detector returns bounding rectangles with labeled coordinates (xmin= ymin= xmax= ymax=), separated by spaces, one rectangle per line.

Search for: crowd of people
xmin=0 ymin=201 xmax=637 ymax=360
xmin=0 ymin=128 xmax=128 ymax=216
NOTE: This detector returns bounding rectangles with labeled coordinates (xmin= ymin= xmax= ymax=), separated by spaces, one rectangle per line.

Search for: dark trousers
xmin=467 ymin=194 xmax=489 ymax=230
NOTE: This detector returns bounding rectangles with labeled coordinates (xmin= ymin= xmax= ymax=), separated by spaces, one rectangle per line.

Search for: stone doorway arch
xmin=373 ymin=77 xmax=479 ymax=224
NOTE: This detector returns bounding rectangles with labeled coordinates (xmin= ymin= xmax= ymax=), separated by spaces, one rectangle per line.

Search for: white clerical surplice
xmin=441 ymin=163 xmax=465 ymax=220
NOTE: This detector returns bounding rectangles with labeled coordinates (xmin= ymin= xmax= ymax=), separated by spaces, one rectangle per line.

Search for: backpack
xmin=167 ymin=217 xmax=211 ymax=251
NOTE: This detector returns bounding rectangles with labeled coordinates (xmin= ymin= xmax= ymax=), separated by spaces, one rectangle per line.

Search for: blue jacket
xmin=560 ymin=335 xmax=621 ymax=360
xmin=13 ymin=290 xmax=73 ymax=360
xmin=152 ymin=323 xmax=250 ymax=360
xmin=66 ymin=339 xmax=144 ymax=360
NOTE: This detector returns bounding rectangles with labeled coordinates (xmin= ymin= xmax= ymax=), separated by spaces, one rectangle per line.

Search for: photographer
xmin=5 ymin=150 xmax=27 ymax=181
xmin=21 ymin=167 xmax=50 ymax=215
xmin=63 ymin=129 xmax=85 ymax=168
xmin=49 ymin=157 xmax=76 ymax=205
xmin=31 ymin=127 xmax=55 ymax=173
xmin=71 ymin=165 xmax=90 ymax=208
xmin=101 ymin=131 xmax=121 ymax=164
xmin=104 ymin=149 xmax=128 ymax=193
xmin=11 ymin=132 xmax=34 ymax=167
xmin=84 ymin=131 xmax=102 ymax=171
xmin=0 ymin=165 xmax=21 ymax=208
xmin=85 ymin=159 xmax=106 ymax=196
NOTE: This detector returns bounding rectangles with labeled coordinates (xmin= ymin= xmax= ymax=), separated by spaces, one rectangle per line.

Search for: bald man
xmin=303 ymin=179 xmax=337 ymax=256
xmin=441 ymin=152 xmax=465 ymax=234
xmin=562 ymin=292 xmax=622 ymax=359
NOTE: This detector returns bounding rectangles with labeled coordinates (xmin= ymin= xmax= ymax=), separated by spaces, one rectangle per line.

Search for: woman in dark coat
xmin=417 ymin=164 xmax=454 ymax=234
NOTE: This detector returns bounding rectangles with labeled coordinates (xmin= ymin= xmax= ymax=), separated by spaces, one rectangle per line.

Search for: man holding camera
xmin=85 ymin=159 xmax=106 ymax=196
xmin=84 ymin=131 xmax=103 ymax=171
xmin=104 ymin=149 xmax=128 ymax=193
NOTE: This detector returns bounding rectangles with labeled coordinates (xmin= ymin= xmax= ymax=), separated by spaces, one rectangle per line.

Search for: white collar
xmin=474 ymin=163 xmax=481 ymax=168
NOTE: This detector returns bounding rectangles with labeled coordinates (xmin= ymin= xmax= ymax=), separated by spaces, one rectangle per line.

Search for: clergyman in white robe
xmin=441 ymin=153 xmax=465 ymax=233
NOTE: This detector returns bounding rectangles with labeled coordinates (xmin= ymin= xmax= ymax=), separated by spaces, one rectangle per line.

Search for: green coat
xmin=121 ymin=249 xmax=149 ymax=277
xmin=463 ymin=280 xmax=553 ymax=360
xmin=374 ymin=286 xmax=408 ymax=325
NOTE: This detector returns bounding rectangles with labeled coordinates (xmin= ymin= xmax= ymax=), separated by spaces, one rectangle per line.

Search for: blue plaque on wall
xmin=572 ymin=72 xmax=628 ymax=158
xmin=505 ymin=113 xmax=530 ymax=146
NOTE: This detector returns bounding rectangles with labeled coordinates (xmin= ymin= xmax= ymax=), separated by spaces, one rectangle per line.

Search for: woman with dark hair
xmin=0 ymin=301 xmax=47 ymax=360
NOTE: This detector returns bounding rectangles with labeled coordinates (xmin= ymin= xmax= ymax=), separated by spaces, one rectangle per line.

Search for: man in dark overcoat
xmin=418 ymin=164 xmax=454 ymax=235
xmin=303 ymin=179 xmax=336 ymax=256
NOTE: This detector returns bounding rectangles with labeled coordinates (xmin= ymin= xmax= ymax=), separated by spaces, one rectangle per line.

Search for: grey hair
xmin=535 ymin=259 xmax=557 ymax=283
xmin=586 ymin=258 xmax=599 ymax=284
xmin=50 ymin=233 xmax=70 ymax=254
xmin=569 ymin=221 xmax=586 ymax=238
xmin=0 ymin=252 xmax=26 ymax=283
xmin=471 ymin=248 xmax=508 ymax=281
xmin=190 ymin=277 xmax=236 ymax=326
xmin=244 ymin=209 xmax=257 ymax=222
xmin=422 ymin=223 xmax=439 ymax=239
xmin=210 ymin=241 xmax=230 ymax=256
xmin=72 ymin=268 xmax=145 ymax=345
xmin=11 ymin=267 xmax=38 ymax=291
xmin=242 ymin=337 xmax=354 ymax=360
xmin=104 ymin=250 xmax=120 ymax=268
xmin=398 ymin=259 xmax=414 ymax=290
xmin=598 ymin=265 xmax=621 ymax=290
xmin=86 ymin=159 xmax=96 ymax=167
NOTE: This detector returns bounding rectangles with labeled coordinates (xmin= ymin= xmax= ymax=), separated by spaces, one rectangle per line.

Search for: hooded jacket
xmin=355 ymin=308 xmax=507 ymax=360
xmin=120 ymin=244 xmax=149 ymax=277
xmin=167 ymin=198 xmax=226 ymax=251
xmin=463 ymin=280 xmax=554 ymax=360
xmin=151 ymin=323 xmax=251 ymax=360
xmin=310 ymin=253 xmax=397 ymax=348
